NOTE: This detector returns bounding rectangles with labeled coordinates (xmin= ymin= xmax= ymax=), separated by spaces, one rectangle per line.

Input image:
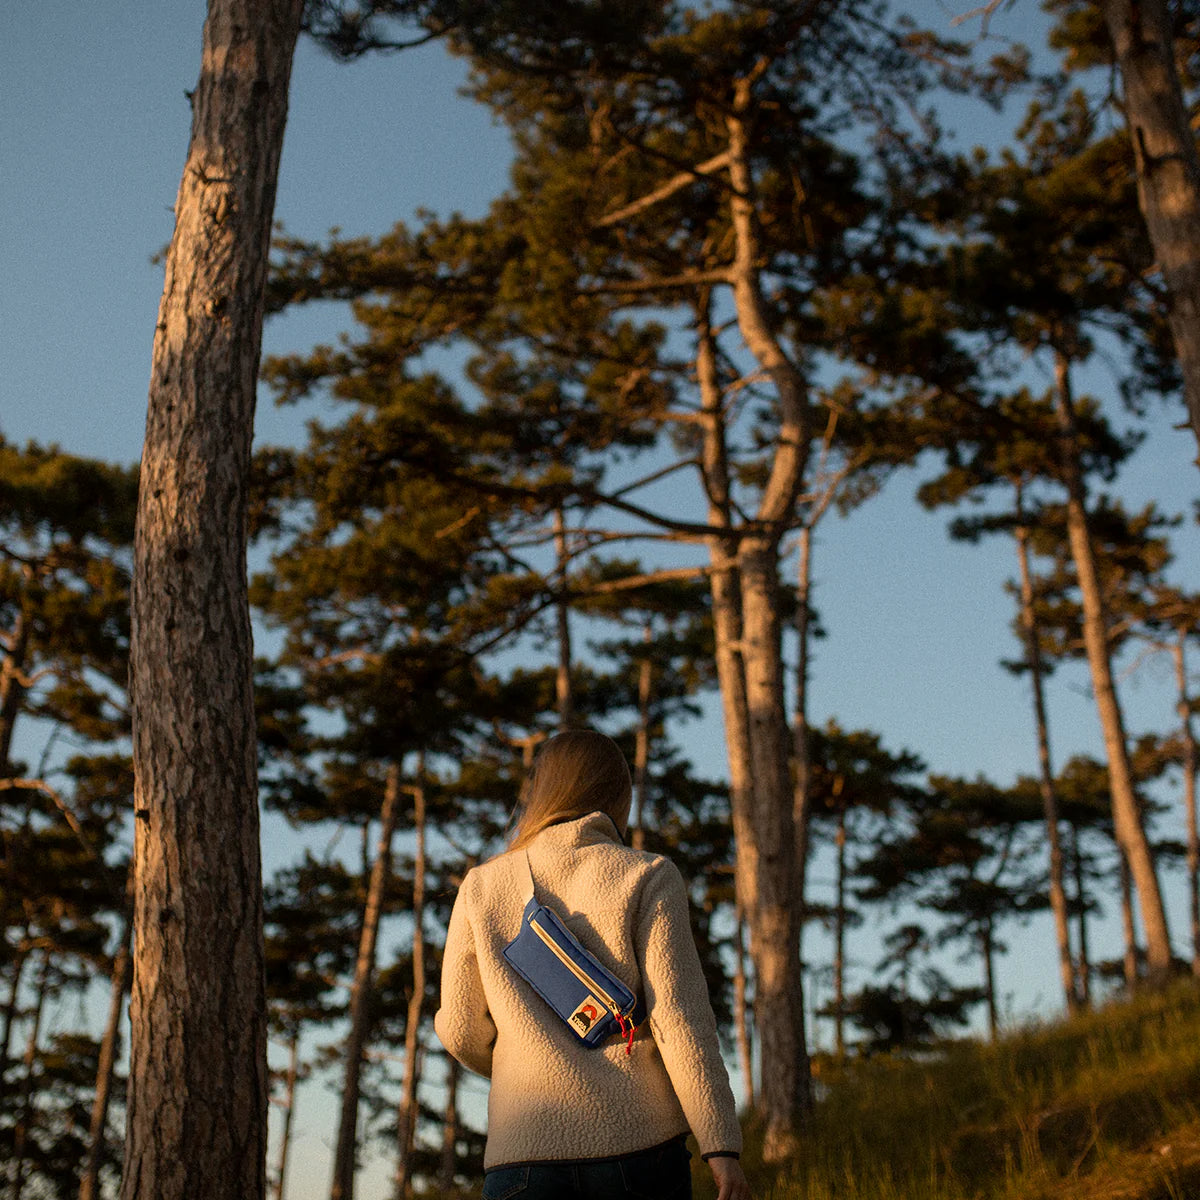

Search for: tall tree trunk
xmin=738 ymin=545 xmax=806 ymax=1148
xmin=1174 ymin=632 xmax=1200 ymax=976
xmin=394 ymin=774 xmax=427 ymax=1200
xmin=832 ymin=797 xmax=848 ymax=1058
xmin=0 ymin=937 xmax=28 ymax=1089
xmin=696 ymin=297 xmax=760 ymax=1039
xmin=1014 ymin=510 xmax=1079 ymax=1014
xmin=123 ymin=5 xmax=302 ymax=1199
xmin=792 ymin=525 xmax=814 ymax=1040
xmin=9 ymin=951 xmax=48 ymax=1200
xmin=553 ymin=507 xmax=573 ymax=730
xmin=1069 ymin=823 xmax=1092 ymax=1007
xmin=438 ymin=1056 xmax=460 ymax=1194
xmin=80 ymin=873 xmax=135 ymax=1200
xmin=726 ymin=79 xmax=811 ymax=1152
xmin=0 ymin=604 xmax=29 ymax=773
xmin=272 ymin=1029 xmax=300 ymax=1200
xmin=732 ymin=907 xmax=755 ymax=1109
xmin=330 ymin=763 xmax=402 ymax=1200
xmin=981 ymin=923 xmax=998 ymax=1041
xmin=1052 ymin=351 xmax=1172 ymax=980
xmin=1098 ymin=0 xmax=1200 ymax=459
xmin=631 ymin=622 xmax=653 ymax=852
xmin=1118 ymin=847 xmax=1141 ymax=987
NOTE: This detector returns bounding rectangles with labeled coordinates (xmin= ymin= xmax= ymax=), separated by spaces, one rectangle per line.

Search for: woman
xmin=436 ymin=729 xmax=752 ymax=1200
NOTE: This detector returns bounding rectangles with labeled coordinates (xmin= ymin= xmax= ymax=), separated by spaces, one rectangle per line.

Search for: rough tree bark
xmin=1053 ymin=352 xmax=1172 ymax=981
xmin=122 ymin=4 xmax=303 ymax=1199
xmin=1014 ymin=510 xmax=1080 ymax=1014
xmin=330 ymin=763 xmax=402 ymax=1200
xmin=1098 ymin=0 xmax=1200 ymax=460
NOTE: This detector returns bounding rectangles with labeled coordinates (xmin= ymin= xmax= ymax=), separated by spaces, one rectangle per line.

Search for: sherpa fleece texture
xmin=434 ymin=811 xmax=742 ymax=1169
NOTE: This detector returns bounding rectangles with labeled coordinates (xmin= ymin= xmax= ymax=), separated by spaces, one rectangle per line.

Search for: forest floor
xmin=704 ymin=980 xmax=1200 ymax=1200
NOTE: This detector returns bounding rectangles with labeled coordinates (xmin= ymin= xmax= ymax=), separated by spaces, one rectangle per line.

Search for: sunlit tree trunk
xmin=1053 ymin=351 xmax=1172 ymax=981
xmin=394 ymin=774 xmax=427 ymax=1200
xmin=330 ymin=763 xmax=402 ymax=1200
xmin=80 ymin=873 xmax=135 ymax=1200
xmin=727 ymin=81 xmax=811 ymax=1150
xmin=122 ymin=5 xmax=302 ymax=1199
xmin=1098 ymin=0 xmax=1200 ymax=460
xmin=697 ymin=299 xmax=760 ymax=1031
xmin=1014 ymin=509 xmax=1079 ymax=1014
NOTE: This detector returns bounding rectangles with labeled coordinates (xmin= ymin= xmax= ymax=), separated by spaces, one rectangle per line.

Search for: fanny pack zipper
xmin=528 ymin=914 xmax=630 ymax=1020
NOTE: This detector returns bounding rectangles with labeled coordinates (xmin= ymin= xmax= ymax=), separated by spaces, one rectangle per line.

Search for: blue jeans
xmin=481 ymin=1135 xmax=692 ymax=1200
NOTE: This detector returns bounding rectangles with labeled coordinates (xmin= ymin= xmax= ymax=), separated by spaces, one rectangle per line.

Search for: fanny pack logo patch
xmin=569 ymin=997 xmax=602 ymax=1034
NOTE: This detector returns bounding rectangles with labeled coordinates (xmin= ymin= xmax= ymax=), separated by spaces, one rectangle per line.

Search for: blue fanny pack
xmin=502 ymin=850 xmax=645 ymax=1053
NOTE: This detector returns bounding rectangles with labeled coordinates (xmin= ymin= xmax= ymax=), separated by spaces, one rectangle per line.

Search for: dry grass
xmin=690 ymin=981 xmax=1200 ymax=1200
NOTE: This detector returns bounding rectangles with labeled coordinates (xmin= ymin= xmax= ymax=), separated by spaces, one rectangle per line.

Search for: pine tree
xmin=916 ymin=85 xmax=1179 ymax=982
xmin=267 ymin=0 xmax=1008 ymax=1147
xmin=123 ymin=2 xmax=304 ymax=1197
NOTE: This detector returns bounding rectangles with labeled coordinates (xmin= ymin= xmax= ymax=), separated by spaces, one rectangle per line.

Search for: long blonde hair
xmin=509 ymin=730 xmax=632 ymax=852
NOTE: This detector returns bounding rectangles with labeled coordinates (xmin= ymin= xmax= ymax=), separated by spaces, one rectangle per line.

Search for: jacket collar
xmin=536 ymin=810 xmax=627 ymax=849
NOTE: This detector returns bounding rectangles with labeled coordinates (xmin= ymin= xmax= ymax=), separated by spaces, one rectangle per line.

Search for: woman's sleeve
xmin=434 ymin=875 xmax=496 ymax=1078
xmin=636 ymin=859 xmax=743 ymax=1157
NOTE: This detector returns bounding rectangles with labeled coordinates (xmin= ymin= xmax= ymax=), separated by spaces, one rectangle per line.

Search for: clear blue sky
xmin=3 ymin=5 xmax=1199 ymax=1197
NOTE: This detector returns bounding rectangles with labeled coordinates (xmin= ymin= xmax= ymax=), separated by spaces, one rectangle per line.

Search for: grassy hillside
xmin=704 ymin=982 xmax=1200 ymax=1200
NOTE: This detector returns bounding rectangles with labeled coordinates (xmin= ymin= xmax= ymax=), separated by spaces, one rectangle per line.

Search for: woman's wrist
xmin=702 ymin=1151 xmax=741 ymax=1161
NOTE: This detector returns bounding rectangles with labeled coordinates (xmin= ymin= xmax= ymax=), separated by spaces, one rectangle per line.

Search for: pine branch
xmin=579 ymin=267 xmax=733 ymax=295
xmin=0 ymin=777 xmax=105 ymax=868
xmin=578 ymin=566 xmax=711 ymax=595
xmin=595 ymin=151 xmax=732 ymax=227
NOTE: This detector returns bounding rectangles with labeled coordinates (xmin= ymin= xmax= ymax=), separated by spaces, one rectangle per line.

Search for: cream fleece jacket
xmin=434 ymin=811 xmax=742 ymax=1169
